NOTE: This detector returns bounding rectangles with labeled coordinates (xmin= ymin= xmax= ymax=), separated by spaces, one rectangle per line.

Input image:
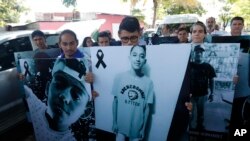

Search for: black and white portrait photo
xmin=19 ymin=58 xmax=92 ymax=141
xmin=189 ymin=43 xmax=240 ymax=139
xmin=91 ymin=44 xmax=191 ymax=141
xmin=14 ymin=48 xmax=61 ymax=99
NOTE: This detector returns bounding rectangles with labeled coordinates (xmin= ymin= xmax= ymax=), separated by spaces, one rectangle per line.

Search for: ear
xmin=144 ymin=59 xmax=147 ymax=65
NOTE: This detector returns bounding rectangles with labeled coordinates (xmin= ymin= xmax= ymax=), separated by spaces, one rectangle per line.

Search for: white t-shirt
xmin=112 ymin=71 xmax=154 ymax=138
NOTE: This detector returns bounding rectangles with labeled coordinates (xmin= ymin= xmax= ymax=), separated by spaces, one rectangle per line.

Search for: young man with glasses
xmin=118 ymin=16 xmax=143 ymax=46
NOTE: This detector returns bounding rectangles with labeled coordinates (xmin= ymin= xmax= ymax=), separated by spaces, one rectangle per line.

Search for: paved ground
xmin=204 ymin=89 xmax=233 ymax=132
xmin=189 ymin=88 xmax=234 ymax=141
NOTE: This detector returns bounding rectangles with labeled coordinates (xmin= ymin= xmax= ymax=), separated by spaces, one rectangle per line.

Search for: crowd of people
xmin=21 ymin=15 xmax=249 ymax=141
xmin=31 ymin=16 xmax=248 ymax=49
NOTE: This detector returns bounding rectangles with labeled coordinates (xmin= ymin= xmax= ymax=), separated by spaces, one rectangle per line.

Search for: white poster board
xmin=91 ymin=44 xmax=191 ymax=140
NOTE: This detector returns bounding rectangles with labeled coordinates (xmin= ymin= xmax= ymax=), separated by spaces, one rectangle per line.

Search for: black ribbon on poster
xmin=96 ymin=49 xmax=106 ymax=69
xmin=24 ymin=61 xmax=31 ymax=77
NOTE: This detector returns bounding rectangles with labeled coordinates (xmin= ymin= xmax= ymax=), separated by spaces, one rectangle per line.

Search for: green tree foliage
xmin=230 ymin=0 xmax=250 ymax=29
xmin=122 ymin=0 xmax=205 ymax=27
xmin=219 ymin=4 xmax=232 ymax=30
xmin=131 ymin=8 xmax=145 ymax=24
xmin=62 ymin=0 xmax=77 ymax=8
xmin=122 ymin=0 xmax=147 ymax=10
xmin=158 ymin=0 xmax=205 ymax=17
xmin=0 ymin=0 xmax=28 ymax=27
xmin=122 ymin=0 xmax=162 ymax=28
xmin=219 ymin=0 xmax=250 ymax=30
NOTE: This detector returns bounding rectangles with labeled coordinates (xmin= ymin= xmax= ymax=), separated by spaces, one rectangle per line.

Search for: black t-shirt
xmin=190 ymin=62 xmax=216 ymax=96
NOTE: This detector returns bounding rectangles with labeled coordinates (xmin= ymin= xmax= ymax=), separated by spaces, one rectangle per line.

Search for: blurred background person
xmin=82 ymin=36 xmax=93 ymax=47
xmin=206 ymin=17 xmax=224 ymax=37
xmin=177 ymin=28 xmax=189 ymax=43
xmin=206 ymin=17 xmax=217 ymax=34
xmin=97 ymin=31 xmax=110 ymax=46
xmin=161 ymin=24 xmax=171 ymax=37
xmin=31 ymin=30 xmax=50 ymax=51
xmin=227 ymin=16 xmax=248 ymax=36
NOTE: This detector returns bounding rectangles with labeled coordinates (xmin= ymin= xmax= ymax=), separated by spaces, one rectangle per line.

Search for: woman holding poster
xmin=112 ymin=45 xmax=154 ymax=141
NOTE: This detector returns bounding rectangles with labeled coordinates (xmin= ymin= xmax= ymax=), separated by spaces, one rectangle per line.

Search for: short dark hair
xmin=190 ymin=21 xmax=207 ymax=34
xmin=97 ymin=31 xmax=110 ymax=41
xmin=230 ymin=16 xmax=244 ymax=25
xmin=118 ymin=16 xmax=140 ymax=34
xmin=177 ymin=27 xmax=188 ymax=33
xmin=130 ymin=45 xmax=146 ymax=55
xmin=31 ymin=30 xmax=45 ymax=39
xmin=163 ymin=24 xmax=170 ymax=29
xmin=105 ymin=30 xmax=112 ymax=36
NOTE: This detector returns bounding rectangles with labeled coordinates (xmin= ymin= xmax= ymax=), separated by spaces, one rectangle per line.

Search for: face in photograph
xmin=46 ymin=69 xmax=88 ymax=131
xmin=194 ymin=51 xmax=203 ymax=63
xmin=129 ymin=46 xmax=146 ymax=71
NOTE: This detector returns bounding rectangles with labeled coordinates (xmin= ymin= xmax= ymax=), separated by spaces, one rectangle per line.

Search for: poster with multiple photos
xmin=189 ymin=43 xmax=240 ymax=140
xmin=15 ymin=43 xmax=243 ymax=141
